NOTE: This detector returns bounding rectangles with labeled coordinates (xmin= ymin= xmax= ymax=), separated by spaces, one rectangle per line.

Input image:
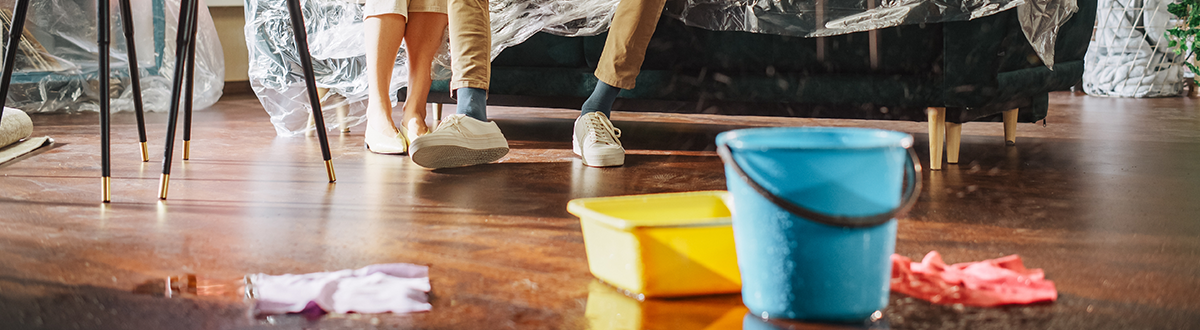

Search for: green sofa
xmin=427 ymin=0 xmax=1097 ymax=169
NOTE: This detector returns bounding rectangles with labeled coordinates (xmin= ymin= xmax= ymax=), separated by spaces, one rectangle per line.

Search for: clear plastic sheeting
xmin=667 ymin=0 xmax=1077 ymax=68
xmin=1017 ymin=0 xmax=1078 ymax=68
xmin=247 ymin=0 xmax=390 ymax=136
xmin=490 ymin=0 xmax=621 ymax=53
xmin=248 ymin=0 xmax=622 ymax=137
xmin=1082 ymin=0 xmax=1187 ymax=97
xmin=666 ymin=0 xmax=1022 ymax=36
xmin=0 ymin=0 xmax=223 ymax=113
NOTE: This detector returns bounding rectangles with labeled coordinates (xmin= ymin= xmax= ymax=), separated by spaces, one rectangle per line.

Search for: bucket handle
xmin=717 ymin=143 xmax=922 ymax=228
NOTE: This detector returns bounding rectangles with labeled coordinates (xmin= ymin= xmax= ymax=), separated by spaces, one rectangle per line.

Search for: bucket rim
xmin=715 ymin=127 xmax=914 ymax=151
xmin=566 ymin=191 xmax=734 ymax=231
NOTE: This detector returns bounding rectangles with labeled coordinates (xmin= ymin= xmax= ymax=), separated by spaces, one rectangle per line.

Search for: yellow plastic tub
xmin=567 ymin=191 xmax=741 ymax=298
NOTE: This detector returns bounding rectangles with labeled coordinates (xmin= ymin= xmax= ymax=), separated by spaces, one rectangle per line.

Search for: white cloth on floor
xmin=249 ymin=263 xmax=431 ymax=314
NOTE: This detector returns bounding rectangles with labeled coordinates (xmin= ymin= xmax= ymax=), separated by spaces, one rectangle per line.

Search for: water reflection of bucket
xmin=716 ymin=127 xmax=920 ymax=322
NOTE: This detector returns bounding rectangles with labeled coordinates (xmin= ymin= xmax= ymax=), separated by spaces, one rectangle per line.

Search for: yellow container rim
xmin=567 ymin=191 xmax=732 ymax=231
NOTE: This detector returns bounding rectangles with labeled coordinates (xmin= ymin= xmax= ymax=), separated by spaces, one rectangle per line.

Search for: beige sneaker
xmin=572 ymin=112 xmax=624 ymax=167
xmin=409 ymin=114 xmax=509 ymax=168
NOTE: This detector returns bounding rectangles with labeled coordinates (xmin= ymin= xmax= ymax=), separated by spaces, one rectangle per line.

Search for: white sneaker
xmin=573 ymin=112 xmax=625 ymax=167
xmin=409 ymin=114 xmax=509 ymax=168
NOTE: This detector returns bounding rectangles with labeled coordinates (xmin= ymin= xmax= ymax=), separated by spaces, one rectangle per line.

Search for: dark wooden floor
xmin=0 ymin=91 xmax=1197 ymax=329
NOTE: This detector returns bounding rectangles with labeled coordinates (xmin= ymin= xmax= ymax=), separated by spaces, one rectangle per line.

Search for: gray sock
xmin=455 ymin=87 xmax=488 ymax=121
xmin=581 ymin=80 xmax=620 ymax=118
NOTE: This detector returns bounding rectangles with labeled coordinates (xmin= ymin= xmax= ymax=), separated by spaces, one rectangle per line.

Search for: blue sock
xmin=455 ymin=87 xmax=488 ymax=121
xmin=581 ymin=80 xmax=620 ymax=118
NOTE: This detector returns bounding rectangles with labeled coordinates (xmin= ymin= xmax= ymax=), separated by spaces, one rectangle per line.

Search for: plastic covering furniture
xmin=0 ymin=0 xmax=150 ymax=202
xmin=427 ymin=0 xmax=1098 ymax=170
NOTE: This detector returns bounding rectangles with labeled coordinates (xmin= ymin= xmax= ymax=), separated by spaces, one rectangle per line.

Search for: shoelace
xmin=586 ymin=114 xmax=622 ymax=146
xmin=432 ymin=115 xmax=461 ymax=133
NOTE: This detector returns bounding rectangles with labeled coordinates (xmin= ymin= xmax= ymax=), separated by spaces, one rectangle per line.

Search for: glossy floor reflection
xmin=0 ymin=91 xmax=1197 ymax=329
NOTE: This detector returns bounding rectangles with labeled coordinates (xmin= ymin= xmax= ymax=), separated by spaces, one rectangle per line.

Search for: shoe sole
xmin=365 ymin=144 xmax=407 ymax=155
xmin=410 ymin=134 xmax=509 ymax=168
xmin=410 ymin=145 xmax=509 ymax=168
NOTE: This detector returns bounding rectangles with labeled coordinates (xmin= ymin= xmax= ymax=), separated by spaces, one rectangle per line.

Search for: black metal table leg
xmin=286 ymin=0 xmax=335 ymax=183
xmin=99 ymin=0 xmax=112 ymax=202
xmin=0 ymin=0 xmax=31 ymax=143
xmin=158 ymin=0 xmax=198 ymax=200
xmin=119 ymin=0 xmax=149 ymax=162
xmin=181 ymin=2 xmax=196 ymax=161
xmin=158 ymin=0 xmax=335 ymax=199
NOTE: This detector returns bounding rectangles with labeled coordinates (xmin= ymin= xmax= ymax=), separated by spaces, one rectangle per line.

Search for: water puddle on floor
xmin=131 ymin=274 xmax=240 ymax=299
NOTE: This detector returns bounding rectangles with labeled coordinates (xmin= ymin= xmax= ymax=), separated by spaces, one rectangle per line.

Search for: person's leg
xmin=400 ymin=12 xmax=448 ymax=142
xmin=407 ymin=0 xmax=507 ymax=168
xmin=446 ymin=0 xmax=490 ymax=121
xmin=588 ymin=0 xmax=669 ymax=113
xmin=575 ymin=0 xmax=668 ymax=167
xmin=363 ymin=12 xmax=410 ymax=154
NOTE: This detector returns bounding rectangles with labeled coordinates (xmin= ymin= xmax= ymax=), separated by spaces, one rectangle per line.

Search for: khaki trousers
xmin=595 ymin=0 xmax=668 ymax=90
xmin=447 ymin=0 xmax=491 ymax=92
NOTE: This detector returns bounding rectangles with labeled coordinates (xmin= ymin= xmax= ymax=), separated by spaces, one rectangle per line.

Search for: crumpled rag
xmin=890 ymin=251 xmax=1057 ymax=307
xmin=249 ymin=263 xmax=431 ymax=315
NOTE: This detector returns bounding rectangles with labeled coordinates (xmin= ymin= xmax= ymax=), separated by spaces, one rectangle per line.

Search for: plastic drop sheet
xmin=252 ymin=0 xmax=1075 ymax=136
xmin=0 ymin=0 xmax=223 ymax=113
xmin=667 ymin=0 xmax=1077 ymax=68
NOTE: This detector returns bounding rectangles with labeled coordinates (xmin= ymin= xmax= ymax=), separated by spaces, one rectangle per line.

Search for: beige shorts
xmin=363 ymin=0 xmax=447 ymax=18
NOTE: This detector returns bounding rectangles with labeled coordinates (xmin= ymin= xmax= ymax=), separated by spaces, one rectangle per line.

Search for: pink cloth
xmin=890 ymin=251 xmax=1057 ymax=307
xmin=249 ymin=263 xmax=432 ymax=315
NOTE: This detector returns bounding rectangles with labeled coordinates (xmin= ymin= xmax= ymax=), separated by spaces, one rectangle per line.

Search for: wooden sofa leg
xmin=434 ymin=103 xmax=443 ymax=126
xmin=945 ymin=122 xmax=961 ymax=164
xmin=1003 ymin=109 xmax=1017 ymax=146
xmin=927 ymin=107 xmax=945 ymax=170
xmin=337 ymin=103 xmax=350 ymax=133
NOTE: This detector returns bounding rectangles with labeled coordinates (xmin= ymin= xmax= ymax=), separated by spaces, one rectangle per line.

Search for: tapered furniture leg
xmin=946 ymin=122 xmax=962 ymax=164
xmin=119 ymin=0 xmax=149 ymax=162
xmin=337 ymin=103 xmax=349 ymax=133
xmin=434 ymin=103 xmax=442 ymax=126
xmin=286 ymin=0 xmax=335 ymax=182
xmin=181 ymin=14 xmax=197 ymax=161
xmin=927 ymin=107 xmax=945 ymax=171
xmin=158 ymin=0 xmax=199 ymax=200
xmin=99 ymin=0 xmax=112 ymax=202
xmin=0 ymin=0 xmax=31 ymax=148
xmin=1003 ymin=109 xmax=1018 ymax=146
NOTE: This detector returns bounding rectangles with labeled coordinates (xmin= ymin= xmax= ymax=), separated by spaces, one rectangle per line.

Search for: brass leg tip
xmin=140 ymin=142 xmax=149 ymax=162
xmin=325 ymin=160 xmax=336 ymax=183
xmin=158 ymin=174 xmax=170 ymax=200
xmin=183 ymin=141 xmax=191 ymax=160
xmin=102 ymin=176 xmax=111 ymax=203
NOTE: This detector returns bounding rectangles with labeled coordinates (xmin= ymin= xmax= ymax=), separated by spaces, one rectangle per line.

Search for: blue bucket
xmin=716 ymin=127 xmax=920 ymax=322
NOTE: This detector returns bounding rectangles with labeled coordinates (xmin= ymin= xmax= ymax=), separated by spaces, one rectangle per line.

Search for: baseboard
xmin=223 ymin=80 xmax=253 ymax=95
